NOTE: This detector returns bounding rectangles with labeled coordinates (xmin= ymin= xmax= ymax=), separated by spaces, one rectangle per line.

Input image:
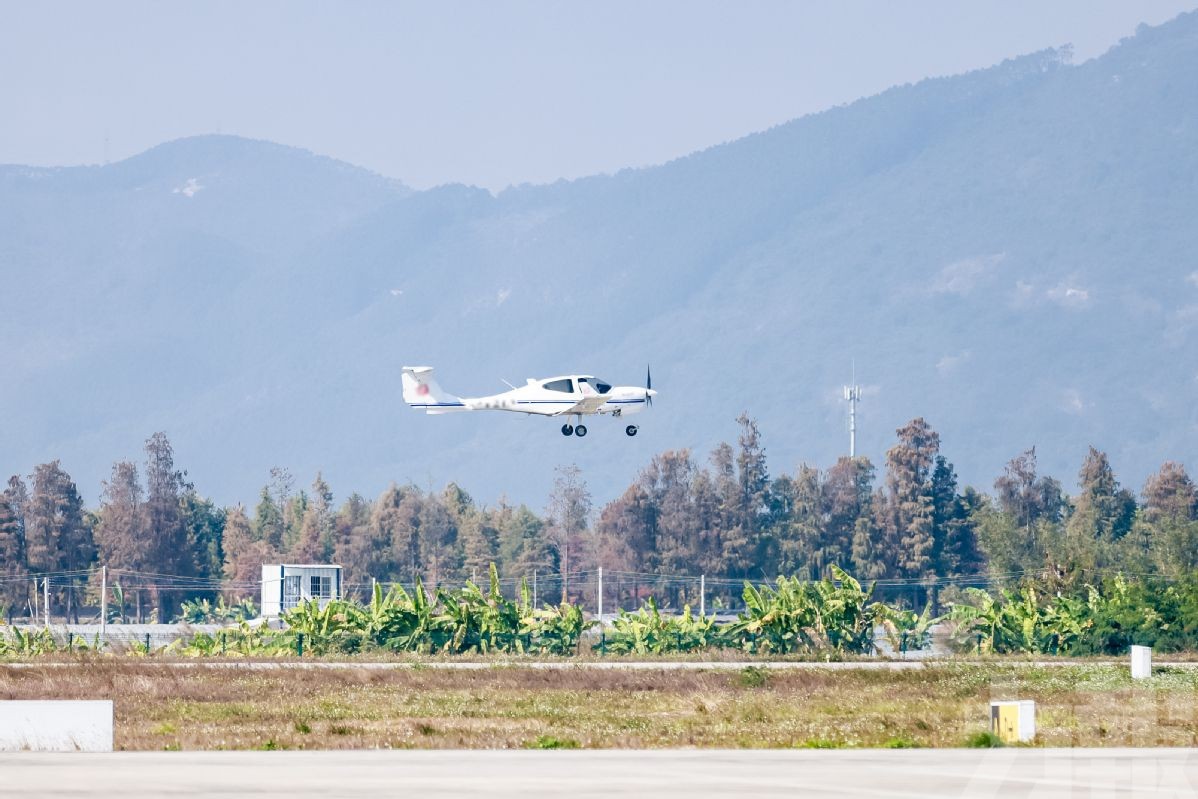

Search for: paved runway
xmin=3 ymin=749 xmax=1196 ymax=798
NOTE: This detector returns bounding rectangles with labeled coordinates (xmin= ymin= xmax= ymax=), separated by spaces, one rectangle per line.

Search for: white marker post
xmin=1131 ymin=645 xmax=1152 ymax=680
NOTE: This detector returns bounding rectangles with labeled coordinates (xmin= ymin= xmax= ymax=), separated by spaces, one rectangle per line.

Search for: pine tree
xmin=375 ymin=485 xmax=423 ymax=584
xmin=284 ymin=491 xmax=308 ymax=554
xmin=25 ymin=461 xmax=92 ymax=619
xmin=418 ymin=490 xmax=458 ymax=588
xmin=781 ymin=466 xmax=820 ymax=578
xmin=293 ymin=473 xmax=334 ymax=563
xmin=497 ymin=503 xmax=554 ymax=584
xmin=1139 ymin=462 xmax=1198 ymax=578
xmin=252 ymin=488 xmax=283 ymax=554
xmin=689 ymin=467 xmax=724 ymax=578
xmin=995 ymin=447 xmax=1064 ymax=529
xmin=851 ymin=509 xmax=886 ymax=580
xmin=545 ymin=464 xmax=591 ymax=601
xmin=221 ymin=505 xmax=268 ymax=598
xmin=143 ymin=432 xmax=191 ymax=617
xmin=458 ymin=509 xmax=499 ymax=583
xmin=882 ymin=419 xmax=940 ymax=580
xmin=638 ymin=450 xmax=699 ymax=574
xmin=824 ymin=457 xmax=874 ymax=575
xmin=95 ymin=461 xmax=148 ymax=573
xmin=1068 ymin=448 xmax=1136 ymax=542
xmin=1141 ymin=462 xmax=1197 ymax=525
xmin=596 ymin=485 xmax=655 ymax=574
xmin=1060 ymin=447 xmax=1137 ymax=579
xmin=733 ymin=413 xmax=770 ymax=574
xmin=713 ymin=442 xmax=749 ymax=578
xmin=930 ymin=457 xmax=983 ymax=576
xmin=332 ymin=493 xmax=383 ymax=587
xmin=182 ymin=491 xmax=226 ymax=583
xmin=0 ymin=478 xmax=28 ymax=621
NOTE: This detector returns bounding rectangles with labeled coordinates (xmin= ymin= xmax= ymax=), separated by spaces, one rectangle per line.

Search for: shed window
xmin=310 ymin=575 xmax=332 ymax=599
xmin=543 ymin=379 xmax=574 ymax=393
xmin=283 ymin=575 xmax=302 ymax=609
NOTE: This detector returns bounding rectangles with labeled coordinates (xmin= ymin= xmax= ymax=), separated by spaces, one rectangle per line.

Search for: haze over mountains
xmin=3 ymin=13 xmax=1197 ymax=508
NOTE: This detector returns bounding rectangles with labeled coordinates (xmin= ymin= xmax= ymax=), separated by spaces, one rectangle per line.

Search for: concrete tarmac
xmin=2 ymin=749 xmax=1196 ymax=798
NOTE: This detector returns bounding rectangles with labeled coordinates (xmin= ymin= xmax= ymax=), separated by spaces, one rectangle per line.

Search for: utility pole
xmin=100 ymin=566 xmax=108 ymax=647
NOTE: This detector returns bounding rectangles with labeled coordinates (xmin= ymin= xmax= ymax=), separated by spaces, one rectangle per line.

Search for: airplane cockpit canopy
xmin=578 ymin=376 xmax=612 ymax=394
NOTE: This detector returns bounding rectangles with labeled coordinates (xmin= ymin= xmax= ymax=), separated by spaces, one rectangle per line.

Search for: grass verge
xmin=2 ymin=659 xmax=1196 ymax=750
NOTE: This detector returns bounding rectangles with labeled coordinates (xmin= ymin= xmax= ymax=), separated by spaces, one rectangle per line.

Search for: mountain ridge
xmin=3 ymin=13 xmax=1197 ymax=508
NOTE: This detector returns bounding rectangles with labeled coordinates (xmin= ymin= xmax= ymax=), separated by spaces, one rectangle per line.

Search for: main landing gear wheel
xmin=625 ymin=425 xmax=639 ymax=437
xmin=574 ymin=424 xmax=588 ymax=437
xmin=561 ymin=424 xmax=574 ymax=436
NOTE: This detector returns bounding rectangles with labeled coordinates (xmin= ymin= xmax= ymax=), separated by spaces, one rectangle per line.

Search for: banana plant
xmin=107 ymin=583 xmax=130 ymax=624
xmin=723 ymin=566 xmax=886 ymax=655
xmin=0 ymin=626 xmax=61 ymax=656
xmin=606 ymin=597 xmax=716 ymax=654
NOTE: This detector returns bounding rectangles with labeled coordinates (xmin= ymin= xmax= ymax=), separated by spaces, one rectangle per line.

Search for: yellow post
xmin=990 ymin=700 xmax=1035 ymax=744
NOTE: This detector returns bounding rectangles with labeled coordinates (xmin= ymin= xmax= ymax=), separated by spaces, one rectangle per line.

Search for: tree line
xmin=1 ymin=416 xmax=1196 ymax=621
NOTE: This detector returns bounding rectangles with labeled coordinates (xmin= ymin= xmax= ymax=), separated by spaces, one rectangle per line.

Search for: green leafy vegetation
xmin=964 ymin=731 xmax=1005 ymax=748
xmin=1 ymin=411 xmax=1196 ymax=641
xmin=947 ymin=575 xmax=1198 ymax=655
xmin=528 ymin=735 xmax=581 ymax=749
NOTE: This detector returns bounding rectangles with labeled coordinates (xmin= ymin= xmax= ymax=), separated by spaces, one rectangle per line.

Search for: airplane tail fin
xmin=402 ymin=366 xmax=468 ymax=413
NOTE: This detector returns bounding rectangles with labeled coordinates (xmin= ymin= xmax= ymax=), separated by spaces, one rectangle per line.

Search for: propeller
xmin=645 ymin=364 xmax=653 ymax=407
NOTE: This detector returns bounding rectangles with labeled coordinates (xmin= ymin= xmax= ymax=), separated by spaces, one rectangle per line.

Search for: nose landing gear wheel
xmin=625 ymin=425 xmax=639 ymax=437
xmin=574 ymin=424 xmax=588 ymax=437
xmin=561 ymin=424 xmax=574 ymax=436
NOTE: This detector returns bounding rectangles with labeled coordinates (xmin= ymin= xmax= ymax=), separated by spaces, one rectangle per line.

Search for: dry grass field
xmin=3 ymin=659 xmax=1198 ymax=750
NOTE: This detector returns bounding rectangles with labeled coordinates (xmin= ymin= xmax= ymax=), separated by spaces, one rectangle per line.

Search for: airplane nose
xmin=648 ymin=389 xmax=657 ymax=397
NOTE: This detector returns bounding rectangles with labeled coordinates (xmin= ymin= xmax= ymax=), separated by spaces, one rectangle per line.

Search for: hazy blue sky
xmin=2 ymin=1 xmax=1196 ymax=190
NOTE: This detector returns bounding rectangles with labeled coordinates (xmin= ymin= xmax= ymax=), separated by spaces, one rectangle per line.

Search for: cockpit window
xmin=543 ymin=378 xmax=574 ymax=393
xmin=578 ymin=377 xmax=612 ymax=393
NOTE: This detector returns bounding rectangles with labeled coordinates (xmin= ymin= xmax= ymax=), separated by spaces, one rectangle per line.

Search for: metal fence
xmin=2 ymin=565 xmax=1054 ymax=627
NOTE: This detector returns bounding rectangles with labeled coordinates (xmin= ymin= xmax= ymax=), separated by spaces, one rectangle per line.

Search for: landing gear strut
xmin=625 ymin=425 xmax=639 ymax=437
xmin=561 ymin=424 xmax=574 ymax=436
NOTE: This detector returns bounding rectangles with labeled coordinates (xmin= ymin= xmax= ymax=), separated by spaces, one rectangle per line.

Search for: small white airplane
xmin=402 ymin=366 xmax=656 ymax=437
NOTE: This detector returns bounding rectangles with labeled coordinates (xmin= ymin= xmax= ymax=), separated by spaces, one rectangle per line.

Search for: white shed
xmin=261 ymin=564 xmax=343 ymax=617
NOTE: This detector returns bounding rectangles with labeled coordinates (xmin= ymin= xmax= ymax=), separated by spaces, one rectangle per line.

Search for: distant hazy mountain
xmin=3 ymin=13 xmax=1197 ymax=508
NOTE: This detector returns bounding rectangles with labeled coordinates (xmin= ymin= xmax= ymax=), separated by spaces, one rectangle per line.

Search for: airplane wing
xmin=552 ymin=395 xmax=609 ymax=416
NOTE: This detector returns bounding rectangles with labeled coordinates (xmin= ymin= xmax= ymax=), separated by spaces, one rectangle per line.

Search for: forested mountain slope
xmin=3 ymin=13 xmax=1197 ymax=506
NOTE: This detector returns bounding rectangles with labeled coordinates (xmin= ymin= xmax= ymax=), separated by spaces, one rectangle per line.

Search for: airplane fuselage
xmin=419 ymin=376 xmax=650 ymax=417
xmin=402 ymin=367 xmax=656 ymax=436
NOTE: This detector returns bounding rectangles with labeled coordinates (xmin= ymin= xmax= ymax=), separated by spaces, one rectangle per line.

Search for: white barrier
xmin=0 ymin=701 xmax=113 ymax=752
